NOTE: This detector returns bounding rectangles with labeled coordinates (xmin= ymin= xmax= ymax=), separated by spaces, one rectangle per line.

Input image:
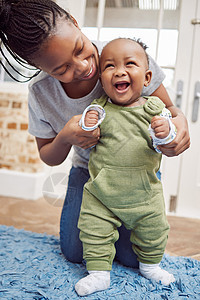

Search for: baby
xmin=75 ymin=38 xmax=176 ymax=296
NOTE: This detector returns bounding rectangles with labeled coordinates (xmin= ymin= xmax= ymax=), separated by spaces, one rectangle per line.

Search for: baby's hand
xmin=84 ymin=110 xmax=99 ymax=128
xmin=151 ymin=116 xmax=170 ymax=139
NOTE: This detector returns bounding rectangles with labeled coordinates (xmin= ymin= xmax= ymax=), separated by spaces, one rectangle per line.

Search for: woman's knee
xmin=60 ymin=233 xmax=83 ymax=263
xmin=59 ymin=167 xmax=89 ymax=263
xmin=115 ymin=224 xmax=139 ymax=268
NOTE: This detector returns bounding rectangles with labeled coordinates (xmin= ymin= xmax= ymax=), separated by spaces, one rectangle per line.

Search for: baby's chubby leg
xmin=75 ymin=184 xmax=120 ymax=296
xmin=75 ymin=271 xmax=110 ymax=296
xmin=139 ymin=262 xmax=175 ymax=285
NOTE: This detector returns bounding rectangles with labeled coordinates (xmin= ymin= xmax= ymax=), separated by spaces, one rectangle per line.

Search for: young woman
xmin=0 ymin=0 xmax=190 ymax=268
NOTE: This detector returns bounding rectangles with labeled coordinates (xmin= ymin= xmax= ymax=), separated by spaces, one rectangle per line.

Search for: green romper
xmin=78 ymin=96 xmax=170 ymax=271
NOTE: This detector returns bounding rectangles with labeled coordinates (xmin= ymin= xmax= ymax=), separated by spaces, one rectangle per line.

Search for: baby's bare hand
xmin=85 ymin=110 xmax=99 ymax=128
xmin=151 ymin=116 xmax=170 ymax=139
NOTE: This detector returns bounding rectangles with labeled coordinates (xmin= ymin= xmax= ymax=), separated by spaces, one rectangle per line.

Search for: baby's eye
xmin=104 ymin=63 xmax=114 ymax=69
xmin=126 ymin=61 xmax=136 ymax=66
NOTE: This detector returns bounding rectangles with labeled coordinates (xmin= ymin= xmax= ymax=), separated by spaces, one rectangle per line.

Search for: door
xmin=162 ymin=0 xmax=200 ymax=218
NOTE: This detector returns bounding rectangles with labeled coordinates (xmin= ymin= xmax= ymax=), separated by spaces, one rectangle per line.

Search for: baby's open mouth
xmin=115 ymin=82 xmax=130 ymax=91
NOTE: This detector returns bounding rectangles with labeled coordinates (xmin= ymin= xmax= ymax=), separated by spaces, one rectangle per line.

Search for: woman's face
xmin=33 ymin=19 xmax=99 ymax=84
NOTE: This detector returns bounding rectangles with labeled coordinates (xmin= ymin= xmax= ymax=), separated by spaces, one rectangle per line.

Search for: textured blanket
xmin=0 ymin=225 xmax=199 ymax=299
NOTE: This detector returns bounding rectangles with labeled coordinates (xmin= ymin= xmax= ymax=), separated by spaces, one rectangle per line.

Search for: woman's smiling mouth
xmin=85 ymin=66 xmax=93 ymax=77
xmin=82 ymin=59 xmax=97 ymax=80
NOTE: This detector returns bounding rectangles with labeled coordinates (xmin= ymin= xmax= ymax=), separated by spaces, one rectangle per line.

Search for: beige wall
xmin=0 ymin=85 xmax=44 ymax=173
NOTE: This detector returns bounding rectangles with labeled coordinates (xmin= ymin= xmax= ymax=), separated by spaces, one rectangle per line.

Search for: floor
xmin=0 ymin=195 xmax=200 ymax=261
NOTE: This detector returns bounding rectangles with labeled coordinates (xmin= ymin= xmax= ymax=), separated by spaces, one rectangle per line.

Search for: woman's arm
xmin=36 ymin=114 xmax=100 ymax=166
xmin=151 ymin=84 xmax=190 ymax=157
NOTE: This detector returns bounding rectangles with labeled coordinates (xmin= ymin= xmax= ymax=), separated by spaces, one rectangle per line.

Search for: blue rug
xmin=0 ymin=226 xmax=199 ymax=299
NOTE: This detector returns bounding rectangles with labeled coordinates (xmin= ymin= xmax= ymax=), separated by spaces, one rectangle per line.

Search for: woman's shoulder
xmin=28 ymin=71 xmax=55 ymax=91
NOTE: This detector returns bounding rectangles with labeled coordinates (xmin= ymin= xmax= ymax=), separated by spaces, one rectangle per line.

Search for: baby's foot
xmin=139 ymin=262 xmax=175 ymax=285
xmin=75 ymin=271 xmax=110 ymax=296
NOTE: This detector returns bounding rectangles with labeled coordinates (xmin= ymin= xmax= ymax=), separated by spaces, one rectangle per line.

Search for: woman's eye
xmin=58 ymin=66 xmax=69 ymax=76
xmin=76 ymin=44 xmax=84 ymax=55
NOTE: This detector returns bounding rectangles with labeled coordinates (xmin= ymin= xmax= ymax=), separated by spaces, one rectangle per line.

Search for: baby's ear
xmin=144 ymin=70 xmax=152 ymax=87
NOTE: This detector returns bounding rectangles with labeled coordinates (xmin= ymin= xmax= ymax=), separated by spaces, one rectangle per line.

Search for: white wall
xmin=85 ymin=7 xmax=180 ymax=29
xmin=56 ymin=0 xmax=86 ymax=27
xmin=56 ymin=1 xmax=179 ymax=30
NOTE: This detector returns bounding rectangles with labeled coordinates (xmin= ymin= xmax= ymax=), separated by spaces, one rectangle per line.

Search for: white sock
xmin=75 ymin=270 xmax=110 ymax=296
xmin=139 ymin=262 xmax=175 ymax=285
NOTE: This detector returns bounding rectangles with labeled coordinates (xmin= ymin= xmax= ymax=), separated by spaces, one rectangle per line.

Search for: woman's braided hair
xmin=0 ymin=0 xmax=73 ymax=82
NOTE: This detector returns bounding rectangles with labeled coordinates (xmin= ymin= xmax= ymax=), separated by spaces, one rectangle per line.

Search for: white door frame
xmin=162 ymin=0 xmax=200 ymax=219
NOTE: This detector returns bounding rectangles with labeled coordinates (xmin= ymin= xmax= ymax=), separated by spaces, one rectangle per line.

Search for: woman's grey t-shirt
xmin=28 ymin=41 xmax=165 ymax=169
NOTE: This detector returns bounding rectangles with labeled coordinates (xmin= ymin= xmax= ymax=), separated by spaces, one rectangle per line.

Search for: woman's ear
xmin=70 ymin=15 xmax=80 ymax=29
xmin=144 ymin=70 xmax=152 ymax=87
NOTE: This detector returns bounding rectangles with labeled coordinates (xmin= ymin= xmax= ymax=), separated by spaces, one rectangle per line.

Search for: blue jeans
xmin=60 ymin=166 xmax=139 ymax=268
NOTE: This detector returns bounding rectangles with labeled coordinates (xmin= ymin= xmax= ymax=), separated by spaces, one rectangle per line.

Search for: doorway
xmin=162 ymin=0 xmax=200 ymax=218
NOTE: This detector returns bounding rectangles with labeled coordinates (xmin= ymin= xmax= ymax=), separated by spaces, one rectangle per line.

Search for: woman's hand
xmin=36 ymin=114 xmax=100 ymax=166
xmin=61 ymin=114 xmax=100 ymax=149
xmin=157 ymin=114 xmax=190 ymax=157
xmin=151 ymin=84 xmax=190 ymax=157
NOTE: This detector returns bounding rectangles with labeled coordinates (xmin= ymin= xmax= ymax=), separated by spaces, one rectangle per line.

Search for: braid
xmin=0 ymin=0 xmax=73 ymax=82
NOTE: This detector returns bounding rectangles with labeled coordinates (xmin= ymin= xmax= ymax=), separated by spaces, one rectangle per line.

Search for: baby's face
xmin=100 ymin=39 xmax=151 ymax=107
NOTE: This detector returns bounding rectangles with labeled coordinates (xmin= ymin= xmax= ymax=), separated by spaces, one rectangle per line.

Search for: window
xmin=83 ymin=0 xmax=181 ymax=88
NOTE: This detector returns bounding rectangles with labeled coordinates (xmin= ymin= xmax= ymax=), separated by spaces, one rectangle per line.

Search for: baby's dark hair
xmin=102 ymin=37 xmax=149 ymax=66
xmin=0 ymin=0 xmax=73 ymax=82
xmin=129 ymin=37 xmax=149 ymax=65
xmin=122 ymin=37 xmax=149 ymax=65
